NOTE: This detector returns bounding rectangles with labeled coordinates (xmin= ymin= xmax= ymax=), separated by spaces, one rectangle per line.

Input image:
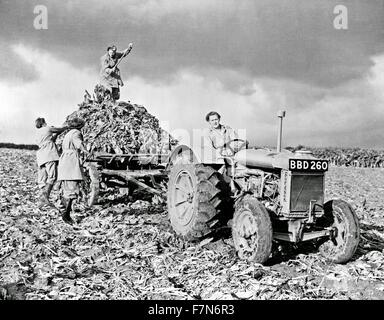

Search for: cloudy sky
xmin=0 ymin=0 xmax=383 ymax=148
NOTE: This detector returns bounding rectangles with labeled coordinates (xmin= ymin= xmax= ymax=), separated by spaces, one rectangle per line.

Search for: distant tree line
xmin=0 ymin=142 xmax=38 ymax=150
xmin=1 ymin=142 xmax=383 ymax=168
xmin=287 ymin=145 xmax=384 ymax=168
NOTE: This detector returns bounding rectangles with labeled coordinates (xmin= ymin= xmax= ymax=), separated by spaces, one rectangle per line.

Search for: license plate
xmin=289 ymin=159 xmax=329 ymax=171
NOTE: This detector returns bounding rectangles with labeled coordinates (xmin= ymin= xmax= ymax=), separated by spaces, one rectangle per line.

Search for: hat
xmin=67 ymin=117 xmax=85 ymax=129
xmin=107 ymin=45 xmax=117 ymax=51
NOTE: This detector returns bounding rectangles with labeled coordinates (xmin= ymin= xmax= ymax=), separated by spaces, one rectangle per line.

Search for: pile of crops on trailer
xmin=57 ymin=85 xmax=177 ymax=155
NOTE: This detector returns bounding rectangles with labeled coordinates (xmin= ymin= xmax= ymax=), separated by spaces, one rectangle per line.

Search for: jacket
xmin=205 ymin=124 xmax=238 ymax=149
xmin=57 ymin=129 xmax=85 ymax=181
xmin=99 ymin=52 xmax=124 ymax=90
xmin=36 ymin=126 xmax=60 ymax=167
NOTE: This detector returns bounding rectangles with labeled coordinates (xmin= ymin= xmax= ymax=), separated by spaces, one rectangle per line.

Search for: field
xmin=1 ymin=148 xmax=384 ymax=300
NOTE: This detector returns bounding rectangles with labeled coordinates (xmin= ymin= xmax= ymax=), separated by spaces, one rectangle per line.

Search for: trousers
xmin=37 ymin=161 xmax=57 ymax=189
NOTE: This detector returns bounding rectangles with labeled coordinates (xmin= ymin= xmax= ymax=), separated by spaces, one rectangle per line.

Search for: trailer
xmin=83 ymin=151 xmax=170 ymax=206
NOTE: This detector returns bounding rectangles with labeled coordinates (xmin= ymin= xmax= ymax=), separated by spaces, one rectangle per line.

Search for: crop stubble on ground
xmin=1 ymin=148 xmax=384 ymax=300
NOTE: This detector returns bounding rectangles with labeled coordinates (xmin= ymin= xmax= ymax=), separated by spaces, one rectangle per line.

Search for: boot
xmin=38 ymin=186 xmax=52 ymax=209
xmin=57 ymin=195 xmax=66 ymax=211
xmin=38 ymin=188 xmax=47 ymax=209
xmin=46 ymin=183 xmax=55 ymax=204
xmin=47 ymin=183 xmax=58 ymax=210
xmin=38 ymin=183 xmax=56 ymax=210
xmin=46 ymin=183 xmax=54 ymax=197
xmin=61 ymin=198 xmax=74 ymax=225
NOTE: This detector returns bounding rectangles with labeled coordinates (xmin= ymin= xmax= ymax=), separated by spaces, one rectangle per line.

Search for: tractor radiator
xmin=280 ymin=171 xmax=324 ymax=216
xmin=290 ymin=173 xmax=324 ymax=212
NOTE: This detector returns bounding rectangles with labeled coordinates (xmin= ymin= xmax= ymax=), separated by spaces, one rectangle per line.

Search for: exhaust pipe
xmin=277 ymin=110 xmax=286 ymax=152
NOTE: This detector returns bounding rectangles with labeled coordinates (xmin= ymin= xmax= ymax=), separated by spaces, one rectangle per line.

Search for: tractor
xmin=166 ymin=111 xmax=360 ymax=264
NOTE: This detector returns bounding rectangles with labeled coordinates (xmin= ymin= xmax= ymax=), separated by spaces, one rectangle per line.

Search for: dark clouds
xmin=1 ymin=0 xmax=384 ymax=149
xmin=0 ymin=43 xmax=38 ymax=84
xmin=0 ymin=0 xmax=383 ymax=89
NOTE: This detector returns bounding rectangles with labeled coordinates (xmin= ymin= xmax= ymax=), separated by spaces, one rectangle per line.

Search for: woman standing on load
xmin=57 ymin=117 xmax=89 ymax=225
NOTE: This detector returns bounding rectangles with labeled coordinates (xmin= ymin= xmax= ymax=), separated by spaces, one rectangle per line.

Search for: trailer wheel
xmin=232 ymin=196 xmax=273 ymax=264
xmin=318 ymin=199 xmax=360 ymax=263
xmin=83 ymin=162 xmax=101 ymax=206
xmin=167 ymin=164 xmax=231 ymax=240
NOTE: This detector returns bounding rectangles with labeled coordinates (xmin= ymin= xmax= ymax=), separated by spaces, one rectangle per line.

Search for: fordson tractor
xmin=166 ymin=111 xmax=360 ymax=264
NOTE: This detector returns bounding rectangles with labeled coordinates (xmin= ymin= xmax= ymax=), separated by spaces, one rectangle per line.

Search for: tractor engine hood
xmin=234 ymin=148 xmax=318 ymax=170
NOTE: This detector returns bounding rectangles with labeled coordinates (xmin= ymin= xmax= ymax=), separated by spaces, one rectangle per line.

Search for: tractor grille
xmin=290 ymin=173 xmax=324 ymax=212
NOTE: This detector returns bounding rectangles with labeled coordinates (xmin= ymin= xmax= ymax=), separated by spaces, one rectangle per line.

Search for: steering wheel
xmin=220 ymin=138 xmax=249 ymax=156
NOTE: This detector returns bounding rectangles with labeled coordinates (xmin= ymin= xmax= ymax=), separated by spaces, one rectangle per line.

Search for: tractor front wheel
xmin=232 ymin=196 xmax=273 ymax=264
xmin=318 ymin=199 xmax=360 ymax=263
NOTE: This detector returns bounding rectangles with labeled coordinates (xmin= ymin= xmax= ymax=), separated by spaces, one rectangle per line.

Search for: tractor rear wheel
xmin=317 ymin=199 xmax=360 ymax=263
xmin=167 ymin=163 xmax=231 ymax=240
xmin=232 ymin=196 xmax=273 ymax=264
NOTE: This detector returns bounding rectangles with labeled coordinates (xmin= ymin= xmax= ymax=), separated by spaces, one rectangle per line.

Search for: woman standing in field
xmin=35 ymin=117 xmax=69 ymax=209
xmin=57 ymin=117 xmax=89 ymax=225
